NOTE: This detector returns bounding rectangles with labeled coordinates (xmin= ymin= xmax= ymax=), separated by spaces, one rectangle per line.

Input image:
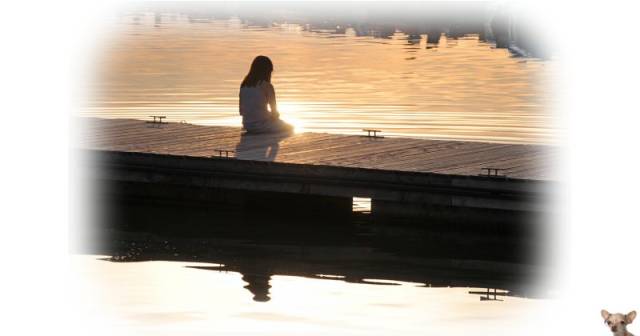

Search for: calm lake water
xmin=73 ymin=195 xmax=551 ymax=335
xmin=72 ymin=254 xmax=545 ymax=336
xmin=85 ymin=9 xmax=555 ymax=144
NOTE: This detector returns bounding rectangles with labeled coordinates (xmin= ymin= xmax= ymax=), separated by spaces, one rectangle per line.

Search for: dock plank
xmin=79 ymin=117 xmax=556 ymax=181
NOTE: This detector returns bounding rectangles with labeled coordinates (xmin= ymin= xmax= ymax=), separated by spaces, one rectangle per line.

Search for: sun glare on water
xmin=198 ymin=102 xmax=306 ymax=133
xmin=278 ymin=102 xmax=307 ymax=133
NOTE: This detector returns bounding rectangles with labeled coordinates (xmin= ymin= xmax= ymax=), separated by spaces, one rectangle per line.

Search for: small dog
xmin=602 ymin=309 xmax=637 ymax=336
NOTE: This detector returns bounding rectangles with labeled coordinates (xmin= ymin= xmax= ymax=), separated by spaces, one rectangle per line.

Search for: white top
xmin=239 ymin=81 xmax=271 ymax=124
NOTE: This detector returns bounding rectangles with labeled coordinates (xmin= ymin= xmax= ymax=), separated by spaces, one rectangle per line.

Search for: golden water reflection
xmin=73 ymin=255 xmax=545 ymax=335
xmin=86 ymin=13 xmax=555 ymax=144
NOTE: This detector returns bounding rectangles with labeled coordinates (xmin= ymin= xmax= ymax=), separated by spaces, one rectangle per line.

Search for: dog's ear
xmin=626 ymin=311 xmax=637 ymax=324
xmin=602 ymin=310 xmax=611 ymax=320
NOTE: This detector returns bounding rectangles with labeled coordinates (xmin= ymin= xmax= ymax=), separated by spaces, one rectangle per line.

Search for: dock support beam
xmin=243 ymin=190 xmax=352 ymax=220
xmin=371 ymin=199 xmax=534 ymax=234
xmin=102 ymin=180 xmax=353 ymax=224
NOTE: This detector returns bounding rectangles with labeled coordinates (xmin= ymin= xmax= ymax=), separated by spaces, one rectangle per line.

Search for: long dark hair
xmin=241 ymin=55 xmax=273 ymax=88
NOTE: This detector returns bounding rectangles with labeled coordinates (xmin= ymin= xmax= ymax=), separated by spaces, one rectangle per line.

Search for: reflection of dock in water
xmin=185 ymin=253 xmax=542 ymax=302
xmin=114 ymin=237 xmax=544 ymax=302
xmin=91 ymin=207 xmax=548 ymax=302
xmin=469 ymin=288 xmax=510 ymax=301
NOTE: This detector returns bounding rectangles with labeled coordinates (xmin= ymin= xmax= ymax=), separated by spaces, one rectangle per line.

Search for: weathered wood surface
xmin=78 ymin=118 xmax=556 ymax=181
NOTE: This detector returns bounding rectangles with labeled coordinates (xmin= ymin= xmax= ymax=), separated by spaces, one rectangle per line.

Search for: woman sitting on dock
xmin=239 ymin=56 xmax=293 ymax=134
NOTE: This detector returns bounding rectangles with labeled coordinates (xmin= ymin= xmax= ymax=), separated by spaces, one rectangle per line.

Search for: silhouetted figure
xmin=239 ymin=56 xmax=294 ymax=134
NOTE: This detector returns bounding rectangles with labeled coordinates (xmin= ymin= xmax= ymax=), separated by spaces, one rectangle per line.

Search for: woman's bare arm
xmin=263 ymin=82 xmax=279 ymax=118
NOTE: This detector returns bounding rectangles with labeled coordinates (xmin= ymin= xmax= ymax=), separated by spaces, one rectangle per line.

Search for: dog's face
xmin=602 ymin=310 xmax=637 ymax=333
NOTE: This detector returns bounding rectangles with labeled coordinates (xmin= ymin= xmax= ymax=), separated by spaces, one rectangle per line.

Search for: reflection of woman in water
xmin=242 ymin=273 xmax=272 ymax=302
xmin=239 ymin=56 xmax=293 ymax=134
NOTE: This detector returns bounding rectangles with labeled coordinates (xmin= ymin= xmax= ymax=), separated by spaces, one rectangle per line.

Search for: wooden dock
xmin=79 ymin=117 xmax=557 ymax=224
